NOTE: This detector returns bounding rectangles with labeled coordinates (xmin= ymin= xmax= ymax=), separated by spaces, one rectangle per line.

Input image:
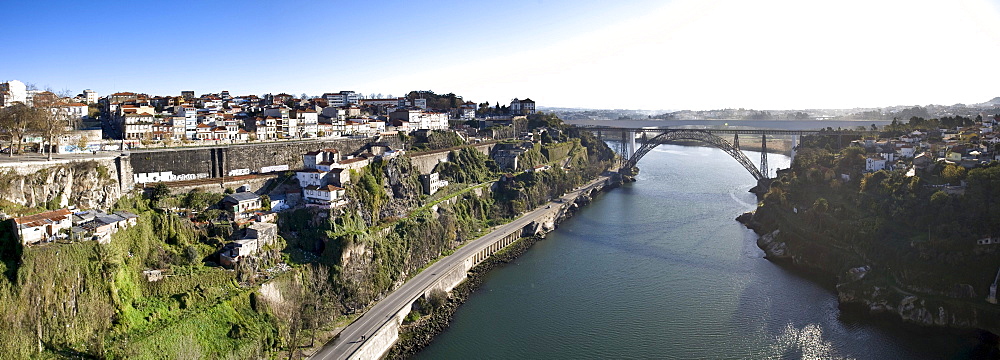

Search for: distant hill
xmin=982 ymin=97 xmax=1000 ymax=106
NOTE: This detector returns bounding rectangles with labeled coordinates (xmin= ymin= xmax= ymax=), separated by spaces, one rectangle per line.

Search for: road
xmin=312 ymin=175 xmax=609 ymax=360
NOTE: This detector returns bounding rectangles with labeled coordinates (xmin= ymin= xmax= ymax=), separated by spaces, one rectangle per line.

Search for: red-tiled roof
xmin=14 ymin=208 xmax=72 ymax=228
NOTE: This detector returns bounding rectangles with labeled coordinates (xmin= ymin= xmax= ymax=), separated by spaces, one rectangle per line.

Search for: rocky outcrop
xmin=738 ymin=210 xmax=1000 ymax=339
xmin=0 ymin=160 xmax=122 ymax=212
xmin=755 ymin=229 xmax=788 ymax=259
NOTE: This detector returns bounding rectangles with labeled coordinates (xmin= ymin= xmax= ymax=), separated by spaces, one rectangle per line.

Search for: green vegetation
xmin=408 ymin=130 xmax=465 ymax=151
xmin=404 ymin=90 xmax=464 ymax=110
xmin=0 ymin=112 xmax=618 ymax=358
xmin=751 ymin=134 xmax=1000 ymax=329
xmin=434 ymin=147 xmax=498 ymax=184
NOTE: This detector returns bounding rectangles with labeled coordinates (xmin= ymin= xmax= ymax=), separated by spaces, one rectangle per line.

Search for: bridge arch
xmin=627 ymin=130 xmax=765 ymax=181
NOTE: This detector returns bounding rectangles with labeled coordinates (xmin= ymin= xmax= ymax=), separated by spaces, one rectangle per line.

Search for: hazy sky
xmin=3 ymin=0 xmax=999 ymax=110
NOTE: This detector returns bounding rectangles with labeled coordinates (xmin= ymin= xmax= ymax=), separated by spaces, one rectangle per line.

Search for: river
xmin=414 ymin=144 xmax=985 ymax=359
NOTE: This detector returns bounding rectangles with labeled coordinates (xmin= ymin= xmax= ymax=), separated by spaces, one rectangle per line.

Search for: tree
xmin=260 ymin=194 xmax=271 ymax=211
xmin=0 ymin=103 xmax=42 ymax=157
xmin=941 ymin=164 xmax=966 ymax=185
xmin=541 ymin=131 xmax=554 ymax=144
xmin=32 ymin=91 xmax=75 ymax=160
xmin=302 ymin=264 xmax=338 ymax=347
xmin=150 ymin=183 xmax=171 ymax=203
xmin=426 ymin=289 xmax=448 ymax=311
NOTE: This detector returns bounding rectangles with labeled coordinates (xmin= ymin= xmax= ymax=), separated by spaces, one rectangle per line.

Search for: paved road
xmin=312 ymin=176 xmax=609 ymax=360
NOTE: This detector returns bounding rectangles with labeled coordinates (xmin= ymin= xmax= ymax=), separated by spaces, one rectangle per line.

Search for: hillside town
xmin=0 ymin=79 xmax=535 ymax=154
xmin=842 ymin=115 xmax=1000 ymax=183
xmin=0 ymin=79 xmax=557 ymax=271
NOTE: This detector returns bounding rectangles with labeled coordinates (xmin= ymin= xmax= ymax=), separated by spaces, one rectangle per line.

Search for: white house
xmin=865 ymin=156 xmax=886 ymax=172
xmin=898 ymin=145 xmax=915 ymax=158
xmin=420 ymin=173 xmax=449 ymax=195
xmin=82 ymin=89 xmax=98 ymax=104
xmin=296 ymin=169 xmax=329 ymax=187
xmin=510 ymin=98 xmax=536 ymax=115
xmin=389 ymin=109 xmax=449 ymax=131
xmin=304 ymin=148 xmax=340 ymax=169
xmin=296 ymin=108 xmax=319 ymax=137
xmin=303 ymin=184 xmax=347 ymax=206
xmin=13 ymin=208 xmax=73 ymax=245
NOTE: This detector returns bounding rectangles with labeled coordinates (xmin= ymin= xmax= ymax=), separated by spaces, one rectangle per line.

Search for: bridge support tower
xmin=760 ymin=134 xmax=768 ymax=179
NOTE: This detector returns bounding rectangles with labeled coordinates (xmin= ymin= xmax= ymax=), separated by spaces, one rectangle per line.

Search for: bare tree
xmin=0 ymin=103 xmax=42 ymax=157
xmin=303 ymin=264 xmax=340 ymax=347
xmin=32 ymin=90 xmax=75 ymax=160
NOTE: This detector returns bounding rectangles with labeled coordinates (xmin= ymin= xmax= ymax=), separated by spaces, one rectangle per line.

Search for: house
xmin=510 ymin=98 xmax=536 ymax=115
xmin=913 ymin=152 xmax=932 ymax=169
xmin=389 ymin=109 xmax=448 ymax=130
xmin=72 ymin=209 xmax=138 ymax=243
xmin=219 ymin=222 xmax=279 ymax=267
xmin=304 ymin=148 xmax=340 ymax=169
xmin=327 ymin=167 xmax=352 ymax=187
xmin=898 ymin=145 xmax=915 ymax=158
xmin=865 ymin=156 xmax=886 ymax=172
xmin=12 ymin=208 xmax=73 ymax=245
xmin=420 ymin=172 xmax=449 ymax=195
xmin=222 ymin=192 xmax=262 ymax=220
xmin=303 ymin=185 xmax=347 ymax=207
xmin=296 ymin=169 xmax=329 ymax=187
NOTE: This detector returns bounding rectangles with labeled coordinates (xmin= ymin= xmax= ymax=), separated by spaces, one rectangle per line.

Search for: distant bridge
xmin=576 ymin=126 xmax=863 ymax=181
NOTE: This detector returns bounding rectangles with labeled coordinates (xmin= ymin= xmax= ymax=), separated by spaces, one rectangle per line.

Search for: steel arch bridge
xmin=628 ymin=130 xmax=766 ymax=181
xmin=577 ymin=125 xmax=865 ymax=182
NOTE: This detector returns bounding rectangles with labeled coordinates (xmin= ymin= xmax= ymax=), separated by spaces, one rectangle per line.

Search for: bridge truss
xmin=579 ymin=127 xmax=861 ymax=182
xmin=631 ymin=130 xmax=765 ymax=180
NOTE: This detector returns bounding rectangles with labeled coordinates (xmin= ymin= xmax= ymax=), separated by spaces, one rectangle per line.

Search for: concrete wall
xmin=408 ymin=143 xmax=496 ymax=175
xmin=129 ymin=138 xmax=371 ymax=179
xmin=159 ymin=174 xmax=278 ymax=195
xmin=348 ymin=303 xmax=411 ymax=360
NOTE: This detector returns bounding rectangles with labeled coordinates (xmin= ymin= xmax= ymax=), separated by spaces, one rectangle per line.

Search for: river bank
xmin=413 ymin=143 xmax=991 ymax=359
xmin=739 ymin=197 xmax=1000 ymax=357
xmin=382 ymin=177 xmax=614 ymax=359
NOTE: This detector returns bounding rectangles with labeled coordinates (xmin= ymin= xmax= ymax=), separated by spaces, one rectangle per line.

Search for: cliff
xmin=0 ymin=159 xmax=123 ymax=213
xmin=739 ymin=165 xmax=1000 ymax=339
xmin=746 ymin=217 xmax=1000 ymax=335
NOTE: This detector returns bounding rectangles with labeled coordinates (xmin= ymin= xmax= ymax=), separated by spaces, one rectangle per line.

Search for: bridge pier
xmin=760 ymin=134 xmax=768 ymax=179
xmin=790 ymin=135 xmax=799 ymax=163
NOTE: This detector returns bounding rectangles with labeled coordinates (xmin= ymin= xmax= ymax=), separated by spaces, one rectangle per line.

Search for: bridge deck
xmin=574 ymin=126 xmax=864 ymax=136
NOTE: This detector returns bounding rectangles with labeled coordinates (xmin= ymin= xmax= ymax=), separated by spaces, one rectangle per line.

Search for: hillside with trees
xmin=743 ymin=134 xmax=1000 ymax=335
xmin=0 ymin=113 xmax=618 ymax=358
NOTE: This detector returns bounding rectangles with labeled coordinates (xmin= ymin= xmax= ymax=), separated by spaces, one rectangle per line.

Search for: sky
xmin=3 ymin=0 xmax=1000 ymax=111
